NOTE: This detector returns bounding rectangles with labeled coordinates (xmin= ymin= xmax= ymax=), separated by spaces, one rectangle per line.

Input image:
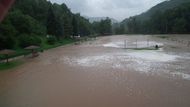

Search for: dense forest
xmin=0 ymin=0 xmax=112 ymax=50
xmin=114 ymin=0 xmax=190 ymax=34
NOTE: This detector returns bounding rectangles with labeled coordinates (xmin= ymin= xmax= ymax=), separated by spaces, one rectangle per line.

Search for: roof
xmin=0 ymin=49 xmax=15 ymax=55
xmin=24 ymin=45 xmax=40 ymax=50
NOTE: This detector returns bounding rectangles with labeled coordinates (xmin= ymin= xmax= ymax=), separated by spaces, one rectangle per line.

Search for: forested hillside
xmin=135 ymin=0 xmax=190 ymax=21
xmin=115 ymin=0 xmax=190 ymax=34
xmin=1 ymin=0 xmax=189 ymax=50
xmin=0 ymin=0 xmax=112 ymax=50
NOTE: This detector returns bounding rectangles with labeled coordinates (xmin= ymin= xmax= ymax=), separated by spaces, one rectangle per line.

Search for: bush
xmin=18 ymin=34 xmax=30 ymax=48
xmin=47 ymin=36 xmax=57 ymax=45
xmin=0 ymin=35 xmax=15 ymax=50
xmin=30 ymin=34 xmax=42 ymax=46
xmin=18 ymin=34 xmax=42 ymax=48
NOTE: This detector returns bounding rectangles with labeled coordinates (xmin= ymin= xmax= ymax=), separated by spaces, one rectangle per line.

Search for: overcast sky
xmin=49 ymin=0 xmax=166 ymax=21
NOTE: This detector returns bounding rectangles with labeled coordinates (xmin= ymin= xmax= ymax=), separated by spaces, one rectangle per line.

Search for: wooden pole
xmin=6 ymin=54 xmax=8 ymax=63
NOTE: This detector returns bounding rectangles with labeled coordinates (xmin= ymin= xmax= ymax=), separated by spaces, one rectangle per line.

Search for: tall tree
xmin=47 ymin=7 xmax=63 ymax=38
xmin=72 ymin=15 xmax=79 ymax=36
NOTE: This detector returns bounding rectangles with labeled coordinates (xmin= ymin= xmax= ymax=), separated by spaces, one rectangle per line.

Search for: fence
xmin=123 ymin=39 xmax=153 ymax=49
xmin=166 ymin=37 xmax=190 ymax=47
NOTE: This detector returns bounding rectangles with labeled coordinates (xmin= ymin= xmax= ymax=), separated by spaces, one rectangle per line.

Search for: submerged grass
xmin=0 ymin=61 xmax=24 ymax=71
xmin=124 ymin=45 xmax=163 ymax=50
xmin=157 ymin=35 xmax=169 ymax=39
xmin=124 ymin=47 xmax=159 ymax=50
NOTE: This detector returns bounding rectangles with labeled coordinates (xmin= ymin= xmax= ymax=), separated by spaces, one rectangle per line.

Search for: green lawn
xmin=41 ymin=38 xmax=76 ymax=50
xmin=0 ymin=61 xmax=24 ymax=71
xmin=0 ymin=38 xmax=77 ymax=71
xmin=0 ymin=38 xmax=76 ymax=60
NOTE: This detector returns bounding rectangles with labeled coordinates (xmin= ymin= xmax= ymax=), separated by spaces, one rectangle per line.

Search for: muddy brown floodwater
xmin=0 ymin=35 xmax=190 ymax=107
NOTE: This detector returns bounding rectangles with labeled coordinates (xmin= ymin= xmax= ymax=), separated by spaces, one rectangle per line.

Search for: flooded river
xmin=0 ymin=35 xmax=190 ymax=107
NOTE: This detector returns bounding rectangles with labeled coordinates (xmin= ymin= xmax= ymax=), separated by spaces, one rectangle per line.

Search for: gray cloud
xmin=49 ymin=0 xmax=166 ymax=21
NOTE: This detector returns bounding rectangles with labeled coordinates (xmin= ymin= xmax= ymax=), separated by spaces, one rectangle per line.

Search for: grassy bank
xmin=0 ymin=38 xmax=77 ymax=70
xmin=0 ymin=38 xmax=76 ymax=59
xmin=41 ymin=38 xmax=76 ymax=50
xmin=0 ymin=36 xmax=97 ymax=70
xmin=0 ymin=61 xmax=24 ymax=71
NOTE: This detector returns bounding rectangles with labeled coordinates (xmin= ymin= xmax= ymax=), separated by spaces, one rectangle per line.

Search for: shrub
xmin=47 ymin=36 xmax=57 ymax=45
xmin=0 ymin=35 xmax=15 ymax=50
xmin=30 ymin=34 xmax=42 ymax=46
xmin=18 ymin=34 xmax=42 ymax=48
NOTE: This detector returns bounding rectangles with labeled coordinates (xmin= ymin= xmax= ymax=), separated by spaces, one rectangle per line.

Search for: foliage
xmin=0 ymin=0 xmax=94 ymax=50
xmin=18 ymin=34 xmax=42 ymax=48
xmin=0 ymin=35 xmax=15 ymax=50
xmin=78 ymin=15 xmax=92 ymax=36
xmin=72 ymin=15 xmax=79 ymax=36
xmin=47 ymin=7 xmax=63 ymax=37
xmin=117 ymin=1 xmax=190 ymax=34
xmin=113 ymin=23 xmax=125 ymax=34
xmin=92 ymin=18 xmax=112 ymax=35
xmin=46 ymin=36 xmax=57 ymax=45
xmin=8 ymin=10 xmax=46 ymax=36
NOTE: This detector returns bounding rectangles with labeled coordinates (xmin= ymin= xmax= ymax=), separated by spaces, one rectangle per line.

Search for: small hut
xmin=24 ymin=45 xmax=40 ymax=57
xmin=0 ymin=49 xmax=15 ymax=63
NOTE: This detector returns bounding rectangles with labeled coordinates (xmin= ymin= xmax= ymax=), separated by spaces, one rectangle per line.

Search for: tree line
xmin=114 ymin=2 xmax=190 ymax=34
xmin=0 ymin=0 xmax=112 ymax=50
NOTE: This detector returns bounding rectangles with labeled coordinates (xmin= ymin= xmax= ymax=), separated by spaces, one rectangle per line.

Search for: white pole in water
xmin=124 ymin=40 xmax=125 ymax=49
xmin=136 ymin=39 xmax=138 ymax=48
xmin=147 ymin=39 xmax=149 ymax=47
xmin=124 ymin=40 xmax=127 ymax=49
